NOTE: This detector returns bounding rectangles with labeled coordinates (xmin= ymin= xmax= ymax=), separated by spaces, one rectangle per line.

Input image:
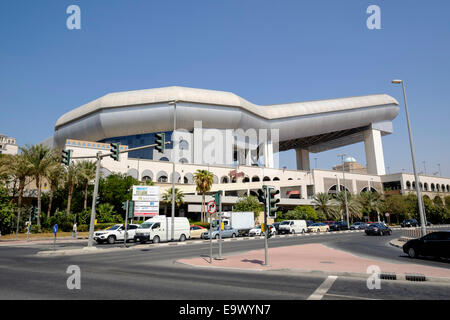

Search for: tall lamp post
xmin=337 ymin=154 xmax=349 ymax=226
xmin=168 ymin=100 xmax=178 ymax=241
xmin=392 ymin=80 xmax=427 ymax=236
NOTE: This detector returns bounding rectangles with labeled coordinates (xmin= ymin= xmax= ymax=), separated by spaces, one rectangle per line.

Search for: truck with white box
xmin=212 ymin=211 xmax=254 ymax=236
xmin=134 ymin=216 xmax=190 ymax=243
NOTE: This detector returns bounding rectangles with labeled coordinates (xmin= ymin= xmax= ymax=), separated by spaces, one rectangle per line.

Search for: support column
xmin=364 ymin=129 xmax=386 ymax=175
xmin=295 ymin=148 xmax=310 ymax=171
xmin=264 ymin=140 xmax=274 ymax=168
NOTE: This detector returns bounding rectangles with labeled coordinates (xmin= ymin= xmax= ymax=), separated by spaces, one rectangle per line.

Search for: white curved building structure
xmin=53 ymin=86 xmax=399 ymax=175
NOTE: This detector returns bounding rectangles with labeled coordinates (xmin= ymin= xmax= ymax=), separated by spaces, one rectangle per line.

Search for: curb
xmin=174 ymin=260 xmax=450 ymax=284
xmin=34 ymin=230 xmax=366 ymax=256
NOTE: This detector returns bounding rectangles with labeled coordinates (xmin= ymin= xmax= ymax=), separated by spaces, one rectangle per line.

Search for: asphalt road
xmin=0 ymin=230 xmax=449 ymax=300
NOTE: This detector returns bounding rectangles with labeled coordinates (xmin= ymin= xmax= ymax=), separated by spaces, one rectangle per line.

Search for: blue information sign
xmin=53 ymin=224 xmax=58 ymax=235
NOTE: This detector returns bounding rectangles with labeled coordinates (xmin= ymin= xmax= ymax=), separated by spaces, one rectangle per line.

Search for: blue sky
xmin=1 ymin=0 xmax=449 ymax=176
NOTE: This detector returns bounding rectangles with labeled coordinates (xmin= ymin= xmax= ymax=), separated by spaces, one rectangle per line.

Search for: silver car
xmin=202 ymin=226 xmax=238 ymax=239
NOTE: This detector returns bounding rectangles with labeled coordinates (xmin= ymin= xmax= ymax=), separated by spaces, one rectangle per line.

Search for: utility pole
xmin=87 ymin=152 xmax=102 ymax=247
xmin=169 ymin=101 xmax=177 ymax=241
xmin=338 ymin=154 xmax=350 ymax=226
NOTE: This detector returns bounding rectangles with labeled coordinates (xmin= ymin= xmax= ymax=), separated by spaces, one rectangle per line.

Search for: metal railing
xmin=401 ymin=225 xmax=450 ymax=238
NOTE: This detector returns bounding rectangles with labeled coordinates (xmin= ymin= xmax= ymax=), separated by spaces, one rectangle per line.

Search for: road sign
xmin=53 ymin=224 xmax=58 ymax=235
xmin=207 ymin=200 xmax=216 ymax=214
xmin=132 ymin=186 xmax=160 ymax=216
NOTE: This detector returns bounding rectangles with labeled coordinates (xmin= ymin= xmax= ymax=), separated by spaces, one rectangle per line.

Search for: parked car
xmin=305 ymin=220 xmax=314 ymax=227
xmin=134 ymin=216 xmax=190 ymax=243
xmin=403 ymin=231 xmax=450 ymax=259
xmin=401 ymin=219 xmax=419 ymax=228
xmin=365 ymin=223 xmax=392 ymax=236
xmin=272 ymin=222 xmax=281 ymax=233
xmin=249 ymin=225 xmax=263 ymax=236
xmin=278 ymin=220 xmax=307 ymax=234
xmin=94 ymin=224 xmax=139 ymax=244
xmin=190 ymin=225 xmax=207 ymax=239
xmin=202 ymin=226 xmax=238 ymax=239
xmin=350 ymin=222 xmax=368 ymax=230
xmin=329 ymin=221 xmax=349 ymax=231
xmin=307 ymin=223 xmax=330 ymax=233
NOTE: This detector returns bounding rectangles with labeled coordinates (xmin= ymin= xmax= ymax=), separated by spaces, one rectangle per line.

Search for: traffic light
xmin=155 ymin=133 xmax=165 ymax=153
xmin=61 ymin=150 xmax=72 ymax=166
xmin=257 ymin=186 xmax=267 ymax=204
xmin=268 ymin=187 xmax=280 ymax=219
xmin=110 ymin=143 xmax=120 ymax=161
xmin=213 ymin=191 xmax=222 ymax=207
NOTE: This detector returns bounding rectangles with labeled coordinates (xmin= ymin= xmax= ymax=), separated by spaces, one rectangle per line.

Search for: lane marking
xmin=307 ymin=275 xmax=338 ymax=300
xmin=324 ymin=293 xmax=379 ymax=300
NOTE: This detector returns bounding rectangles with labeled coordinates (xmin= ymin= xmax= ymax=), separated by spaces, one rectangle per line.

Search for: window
xmin=152 ymin=223 xmax=161 ymax=229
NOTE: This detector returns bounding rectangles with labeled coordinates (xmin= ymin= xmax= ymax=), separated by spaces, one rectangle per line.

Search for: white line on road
xmin=307 ymin=275 xmax=338 ymax=300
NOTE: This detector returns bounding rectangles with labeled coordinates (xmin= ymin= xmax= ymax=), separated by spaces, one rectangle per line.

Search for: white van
xmin=278 ymin=220 xmax=307 ymax=234
xmin=134 ymin=216 xmax=190 ymax=243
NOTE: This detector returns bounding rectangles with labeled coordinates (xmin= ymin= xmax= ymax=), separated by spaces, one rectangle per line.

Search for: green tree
xmin=21 ymin=144 xmax=55 ymax=228
xmin=382 ymin=194 xmax=409 ymax=224
xmin=0 ymin=185 xmax=16 ymax=235
xmin=277 ymin=206 xmax=317 ymax=221
xmin=77 ymin=160 xmax=97 ymax=210
xmin=358 ymin=191 xmax=382 ymax=222
xmin=331 ymin=191 xmax=362 ymax=223
xmin=0 ymin=154 xmax=32 ymax=234
xmin=98 ymin=173 xmax=137 ymax=217
xmin=162 ymin=187 xmax=184 ymax=214
xmin=233 ymin=195 xmax=263 ymax=217
xmin=96 ymin=203 xmax=122 ymax=223
xmin=65 ymin=162 xmax=80 ymax=215
xmin=312 ymin=193 xmax=339 ymax=220
xmin=45 ymin=160 xmax=65 ymax=218
xmin=194 ymin=170 xmax=214 ymax=222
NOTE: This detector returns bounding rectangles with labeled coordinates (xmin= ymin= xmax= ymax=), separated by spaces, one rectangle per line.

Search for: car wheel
xmin=107 ymin=236 xmax=116 ymax=244
xmin=232 ymin=233 xmax=236 ymax=238
xmin=215 ymin=234 xmax=220 ymax=239
xmin=152 ymin=236 xmax=160 ymax=244
xmin=179 ymin=234 xmax=186 ymax=242
xmin=317 ymin=229 xmax=320 ymax=233
xmin=408 ymin=247 xmax=417 ymax=258
xmin=291 ymin=230 xmax=295 ymax=234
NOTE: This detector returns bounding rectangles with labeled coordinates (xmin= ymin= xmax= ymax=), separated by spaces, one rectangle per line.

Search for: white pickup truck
xmin=94 ymin=224 xmax=139 ymax=244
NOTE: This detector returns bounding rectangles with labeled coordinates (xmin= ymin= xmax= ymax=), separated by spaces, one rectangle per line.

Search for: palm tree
xmin=21 ymin=144 xmax=55 ymax=228
xmin=194 ymin=170 xmax=214 ymax=222
xmin=77 ymin=160 xmax=97 ymax=210
xmin=45 ymin=161 xmax=66 ymax=218
xmin=0 ymin=154 xmax=33 ymax=234
xmin=358 ymin=191 xmax=382 ymax=222
xmin=331 ymin=191 xmax=362 ymax=223
xmin=65 ymin=162 xmax=80 ymax=215
xmin=312 ymin=192 xmax=339 ymax=220
xmin=162 ymin=187 xmax=184 ymax=214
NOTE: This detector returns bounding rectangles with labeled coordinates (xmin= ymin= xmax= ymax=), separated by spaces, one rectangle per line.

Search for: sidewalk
xmin=177 ymin=243 xmax=450 ymax=282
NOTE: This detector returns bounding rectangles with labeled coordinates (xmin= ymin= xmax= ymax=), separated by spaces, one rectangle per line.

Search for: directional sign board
xmin=207 ymin=200 xmax=217 ymax=214
xmin=132 ymin=186 xmax=160 ymax=216
xmin=53 ymin=224 xmax=58 ymax=235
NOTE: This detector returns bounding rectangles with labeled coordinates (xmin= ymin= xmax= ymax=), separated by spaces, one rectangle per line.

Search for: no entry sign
xmin=207 ymin=200 xmax=217 ymax=214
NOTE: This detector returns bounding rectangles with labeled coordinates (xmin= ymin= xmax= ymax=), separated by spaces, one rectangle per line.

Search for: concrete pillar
xmin=264 ymin=140 xmax=274 ymax=168
xmin=364 ymin=129 xmax=386 ymax=175
xmin=295 ymin=148 xmax=310 ymax=171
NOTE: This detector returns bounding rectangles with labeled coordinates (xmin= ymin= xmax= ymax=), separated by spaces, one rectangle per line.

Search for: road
xmin=0 ymin=230 xmax=449 ymax=300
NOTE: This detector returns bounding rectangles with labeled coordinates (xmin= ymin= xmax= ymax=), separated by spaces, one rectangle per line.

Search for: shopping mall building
xmin=45 ymin=86 xmax=450 ymax=217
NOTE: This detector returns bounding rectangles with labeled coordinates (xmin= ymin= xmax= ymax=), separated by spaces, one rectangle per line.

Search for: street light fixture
xmin=337 ymin=154 xmax=349 ymax=226
xmin=168 ymin=100 xmax=178 ymax=241
xmin=392 ymin=79 xmax=427 ymax=236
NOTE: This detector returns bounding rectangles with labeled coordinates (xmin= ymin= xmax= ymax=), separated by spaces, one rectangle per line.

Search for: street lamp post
xmin=392 ymin=80 xmax=427 ymax=236
xmin=337 ymin=154 xmax=349 ymax=226
xmin=168 ymin=100 xmax=178 ymax=241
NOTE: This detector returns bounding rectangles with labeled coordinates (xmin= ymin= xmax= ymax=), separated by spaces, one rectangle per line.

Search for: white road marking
xmin=307 ymin=275 xmax=338 ymax=300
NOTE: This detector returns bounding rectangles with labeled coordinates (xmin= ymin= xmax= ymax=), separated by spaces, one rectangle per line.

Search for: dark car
xmin=365 ymin=223 xmax=392 ymax=236
xmin=272 ymin=222 xmax=281 ymax=233
xmin=350 ymin=222 xmax=368 ymax=230
xmin=401 ymin=219 xmax=419 ymax=228
xmin=403 ymin=231 xmax=450 ymax=259
xmin=306 ymin=220 xmax=314 ymax=227
xmin=330 ymin=221 xmax=349 ymax=231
